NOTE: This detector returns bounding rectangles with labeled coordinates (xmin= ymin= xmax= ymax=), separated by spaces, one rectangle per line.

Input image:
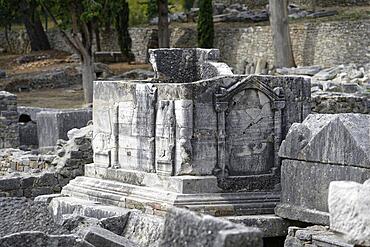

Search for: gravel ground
xmin=0 ymin=197 xmax=70 ymax=237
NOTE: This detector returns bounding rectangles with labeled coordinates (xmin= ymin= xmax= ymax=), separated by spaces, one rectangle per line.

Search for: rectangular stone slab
xmin=275 ymin=159 xmax=370 ymax=225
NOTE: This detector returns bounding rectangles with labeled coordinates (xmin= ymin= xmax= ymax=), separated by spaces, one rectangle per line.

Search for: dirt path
xmin=16 ymin=84 xmax=85 ymax=109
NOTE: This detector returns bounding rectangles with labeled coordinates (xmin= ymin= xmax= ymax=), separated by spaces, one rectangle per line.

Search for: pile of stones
xmin=150 ymin=3 xmax=338 ymax=24
xmin=0 ymin=148 xmax=55 ymax=175
xmin=276 ymin=63 xmax=370 ymax=114
xmin=0 ymin=124 xmax=93 ymax=198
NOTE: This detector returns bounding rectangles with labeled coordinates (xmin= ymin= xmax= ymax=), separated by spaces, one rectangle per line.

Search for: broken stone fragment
xmin=328 ymin=180 xmax=370 ymax=246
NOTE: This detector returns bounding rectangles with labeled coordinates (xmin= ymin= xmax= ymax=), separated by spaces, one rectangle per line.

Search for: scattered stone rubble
xmin=0 ymin=148 xmax=54 ymax=175
xmin=284 ymin=225 xmax=352 ymax=247
xmin=150 ymin=3 xmax=338 ymax=24
xmin=0 ymin=91 xmax=19 ymax=148
xmin=277 ymin=63 xmax=370 ymax=114
xmin=47 ymin=196 xmax=264 ymax=247
xmin=0 ymin=124 xmax=93 ymax=198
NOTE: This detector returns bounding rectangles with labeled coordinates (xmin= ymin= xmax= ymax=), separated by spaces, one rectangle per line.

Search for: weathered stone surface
xmin=99 ymin=215 xmax=129 ymax=236
xmin=313 ymin=67 xmax=339 ymax=81
xmin=276 ymin=66 xmax=321 ymax=76
xmin=122 ymin=211 xmax=163 ymax=247
xmin=59 ymin=50 xmax=310 ymax=221
xmin=37 ymin=108 xmax=92 ymax=151
xmin=226 ymin=215 xmax=291 ymax=237
xmin=53 ymin=124 xmax=93 ymax=183
xmin=83 ymin=226 xmax=139 ymax=247
xmin=276 ymin=159 xmax=370 ymax=225
xmin=328 ymin=180 xmax=370 ymax=246
xmin=149 ymin=48 xmax=232 ymax=83
xmin=160 ymin=207 xmax=263 ymax=247
xmin=284 ymin=226 xmax=354 ymax=247
xmin=279 ymin=114 xmax=370 ymax=168
xmin=0 ymin=170 xmax=65 ymax=198
xmin=312 ymin=92 xmax=369 ymax=114
xmin=0 ymin=232 xmax=91 ymax=247
xmin=0 ymin=91 xmax=19 ymax=148
xmin=62 ymin=175 xmax=280 ymax=216
xmin=34 ymin=194 xmax=66 ymax=203
xmin=49 ymin=197 xmax=131 ymax=223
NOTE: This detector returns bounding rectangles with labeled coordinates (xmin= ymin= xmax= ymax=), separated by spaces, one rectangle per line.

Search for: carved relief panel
xmin=225 ymin=89 xmax=275 ymax=176
xmin=214 ymin=77 xmax=285 ymax=190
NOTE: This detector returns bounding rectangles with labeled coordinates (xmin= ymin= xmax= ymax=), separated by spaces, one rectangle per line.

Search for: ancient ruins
xmin=0 ymin=43 xmax=368 ymax=246
xmin=0 ymin=0 xmax=370 ymax=242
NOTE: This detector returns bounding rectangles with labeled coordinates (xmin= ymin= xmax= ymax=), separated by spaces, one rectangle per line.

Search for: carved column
xmin=214 ymin=102 xmax=228 ymax=177
xmin=272 ymin=100 xmax=285 ymax=168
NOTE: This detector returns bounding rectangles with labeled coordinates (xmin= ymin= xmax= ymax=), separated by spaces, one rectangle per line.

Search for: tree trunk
xmin=95 ymin=27 xmax=101 ymax=52
xmin=157 ymin=0 xmax=170 ymax=48
xmin=81 ymin=54 xmax=95 ymax=104
xmin=116 ymin=1 xmax=133 ymax=62
xmin=269 ymin=0 xmax=295 ymax=68
xmin=19 ymin=0 xmax=51 ymax=51
xmin=197 ymin=0 xmax=214 ymax=48
xmin=4 ymin=25 xmax=14 ymax=53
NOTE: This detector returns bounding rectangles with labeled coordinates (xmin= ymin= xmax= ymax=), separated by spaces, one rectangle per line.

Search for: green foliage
xmin=128 ymin=0 xmax=148 ymax=26
xmin=0 ymin=0 xmax=19 ymax=28
xmin=197 ymin=0 xmax=214 ymax=48
xmin=147 ymin=0 xmax=157 ymax=20
xmin=128 ymin=0 xmax=187 ymax=26
xmin=183 ymin=0 xmax=195 ymax=11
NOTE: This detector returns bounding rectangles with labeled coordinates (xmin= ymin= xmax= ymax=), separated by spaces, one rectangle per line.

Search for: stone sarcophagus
xmin=62 ymin=48 xmax=311 ymax=216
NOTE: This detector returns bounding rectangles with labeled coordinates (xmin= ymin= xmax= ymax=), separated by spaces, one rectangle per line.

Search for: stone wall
xmin=159 ymin=20 xmax=370 ymax=71
xmin=1 ymin=20 xmax=369 ymax=70
xmin=0 ymin=91 xmax=19 ymax=148
xmin=0 ymin=124 xmax=93 ymax=197
xmin=213 ymin=0 xmax=369 ymax=8
xmin=214 ymin=20 xmax=370 ymax=73
xmin=0 ymin=149 xmax=54 ymax=176
xmin=311 ymin=92 xmax=370 ymax=114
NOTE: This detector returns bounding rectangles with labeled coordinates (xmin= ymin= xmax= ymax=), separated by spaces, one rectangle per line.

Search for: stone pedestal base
xmin=61 ymin=165 xmax=280 ymax=216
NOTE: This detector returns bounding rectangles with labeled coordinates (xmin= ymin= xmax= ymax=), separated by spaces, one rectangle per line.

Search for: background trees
xmin=19 ymin=0 xmax=50 ymax=51
xmin=0 ymin=0 xmax=50 ymax=52
xmin=197 ymin=0 xmax=214 ymax=48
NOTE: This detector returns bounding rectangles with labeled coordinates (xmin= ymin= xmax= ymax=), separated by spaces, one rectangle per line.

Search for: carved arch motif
xmin=213 ymin=76 xmax=285 ymax=182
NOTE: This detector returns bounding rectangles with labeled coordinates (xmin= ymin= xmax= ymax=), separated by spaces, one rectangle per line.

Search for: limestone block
xmin=37 ymin=108 xmax=92 ymax=150
xmin=155 ymin=100 xmax=175 ymax=175
xmin=276 ymin=159 xmax=370 ymax=225
xmin=118 ymin=136 xmax=155 ymax=172
xmin=328 ymin=180 xmax=370 ymax=246
xmin=83 ymin=226 xmax=139 ymax=247
xmin=122 ymin=211 xmax=163 ymax=247
xmin=279 ymin=114 xmax=370 ymax=168
xmin=226 ymin=215 xmax=291 ymax=238
xmin=174 ymin=100 xmax=193 ymax=175
xmin=149 ymin=48 xmax=232 ymax=83
xmin=159 ymin=207 xmax=263 ymax=247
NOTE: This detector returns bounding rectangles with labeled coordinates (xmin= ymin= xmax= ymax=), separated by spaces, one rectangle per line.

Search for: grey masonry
xmin=60 ymin=48 xmax=311 ymax=217
xmin=0 ymin=91 xmax=19 ymax=148
xmin=276 ymin=113 xmax=370 ymax=225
